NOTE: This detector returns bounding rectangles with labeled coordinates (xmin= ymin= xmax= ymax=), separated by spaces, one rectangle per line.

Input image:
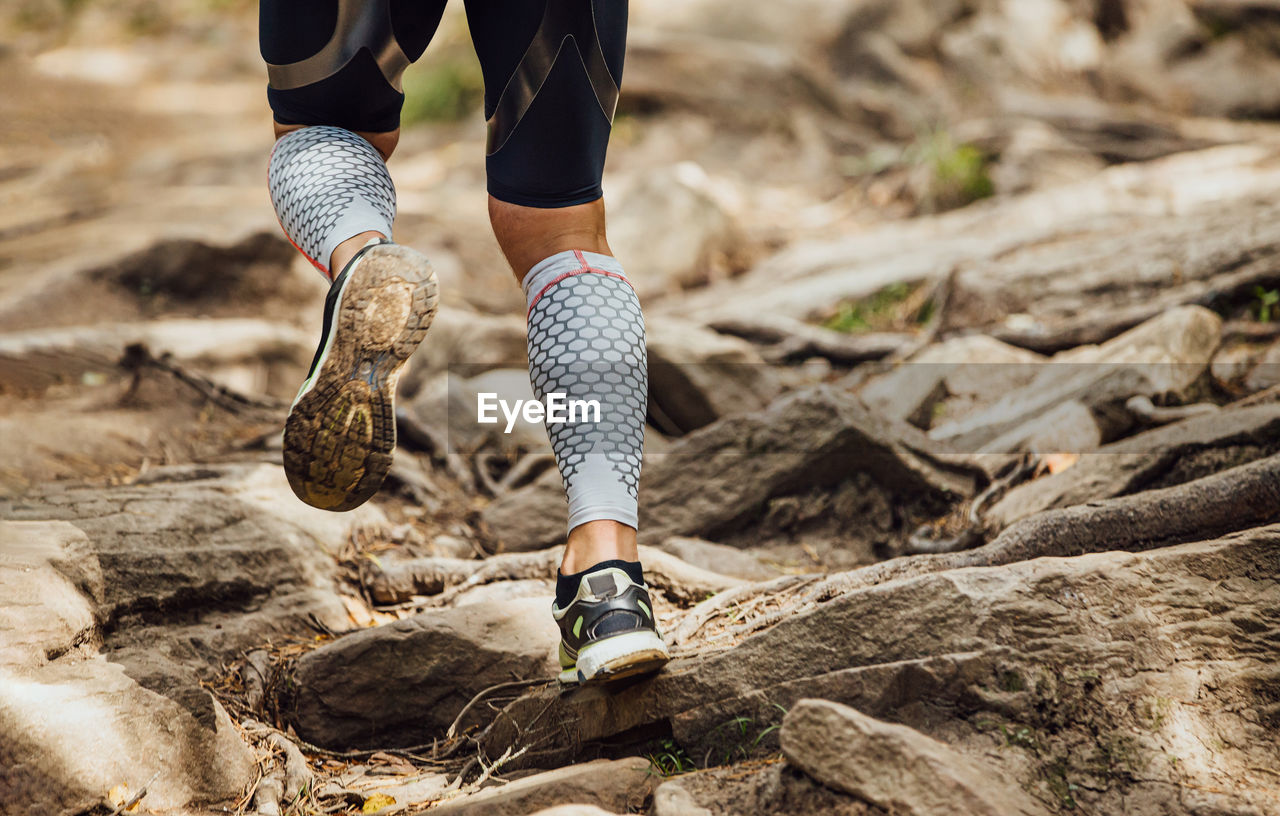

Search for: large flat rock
xmin=2 ymin=463 xmax=381 ymax=708
xmin=418 ymin=758 xmax=655 ymax=816
xmin=287 ymin=597 xmax=559 ymax=749
xmin=0 ymin=520 xmax=255 ymax=816
xmin=484 ymin=525 xmax=1280 ymax=815
xmin=647 ymin=316 xmax=781 ymax=434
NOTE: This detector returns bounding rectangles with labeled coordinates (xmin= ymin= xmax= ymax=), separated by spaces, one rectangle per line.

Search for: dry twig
xmin=446 ymin=679 xmax=553 ymax=740
xmin=242 ymin=650 xmax=273 ymax=715
xmin=118 ymin=343 xmax=285 ymax=414
xmin=107 ymin=771 xmax=160 ymax=816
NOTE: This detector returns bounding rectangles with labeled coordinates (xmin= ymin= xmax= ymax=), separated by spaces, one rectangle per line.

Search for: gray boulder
xmin=0 ymin=519 xmax=256 ymax=816
xmin=859 ymin=334 xmax=1044 ymax=427
xmin=781 ymin=698 xmax=1048 ymax=816
xmin=0 ymin=460 xmax=384 ymax=786
xmin=480 ymin=468 xmax=568 ymax=553
xmin=929 ymin=306 xmax=1222 ymax=451
xmin=483 ymin=386 xmax=979 ymax=553
xmin=647 ymin=317 xmax=781 ymax=434
xmin=3 ymin=464 xmax=377 ymax=701
xmin=1245 ymin=337 xmax=1280 ymax=393
xmin=288 ymin=597 xmax=558 ymax=749
xmin=608 ymin=165 xmax=739 ymax=301
xmin=649 ymin=758 xmax=895 ymax=816
xmin=650 ymin=781 xmax=714 ymax=816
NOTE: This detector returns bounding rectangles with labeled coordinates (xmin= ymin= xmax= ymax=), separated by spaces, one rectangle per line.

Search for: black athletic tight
xmin=259 ymin=0 xmax=628 ymax=208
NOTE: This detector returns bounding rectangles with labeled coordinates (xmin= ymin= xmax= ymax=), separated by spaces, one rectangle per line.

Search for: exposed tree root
xmin=269 ymin=733 xmax=312 ymax=804
xmin=239 ymin=718 xmax=444 ymax=765
xmin=707 ymin=315 xmax=913 ymax=365
xmin=473 ymin=452 xmax=507 ymax=496
xmin=1222 ymin=319 xmax=1280 ymax=343
xmin=672 ymin=574 xmax=818 ymax=645
xmin=251 ymin=774 xmax=282 ymax=816
xmin=242 ymin=720 xmax=314 ymax=804
xmin=642 ymin=546 xmax=750 ymax=604
xmin=367 ymin=545 xmax=746 ymax=608
xmin=499 ymin=453 xmax=555 ymax=492
xmin=241 ymin=649 xmax=272 ymax=716
xmin=988 ymin=254 xmax=1280 ymax=353
xmin=1125 ymin=394 xmax=1219 ymax=427
xmin=446 ymin=679 xmax=555 ymax=741
xmin=678 ymin=453 xmax=1280 ymax=644
xmin=906 ymin=453 xmax=1039 ymax=555
xmin=1238 ymin=382 xmax=1280 ymax=408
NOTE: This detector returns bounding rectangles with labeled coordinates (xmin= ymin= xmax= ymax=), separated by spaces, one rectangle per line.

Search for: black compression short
xmin=259 ymin=0 xmax=627 ymax=208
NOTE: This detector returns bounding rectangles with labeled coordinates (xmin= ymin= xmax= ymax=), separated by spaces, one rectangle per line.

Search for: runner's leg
xmin=465 ymin=0 xmax=665 ymax=682
xmin=259 ymin=0 xmax=444 ymax=510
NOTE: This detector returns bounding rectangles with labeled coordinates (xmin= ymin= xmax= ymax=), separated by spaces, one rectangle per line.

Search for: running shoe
xmin=283 ymin=240 xmax=437 ymax=511
xmin=554 ymin=566 xmax=671 ymax=685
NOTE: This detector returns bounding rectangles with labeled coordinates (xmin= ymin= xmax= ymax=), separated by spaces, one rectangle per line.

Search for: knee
xmin=272 ymin=122 xmax=400 ymax=162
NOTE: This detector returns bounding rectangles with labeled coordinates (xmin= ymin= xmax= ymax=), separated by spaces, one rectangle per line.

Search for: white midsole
xmin=291 ymin=261 xmax=359 ymax=409
xmin=561 ymin=630 xmax=670 ymax=684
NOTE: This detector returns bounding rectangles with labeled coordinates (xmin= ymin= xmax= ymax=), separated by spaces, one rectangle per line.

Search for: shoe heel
xmin=574 ymin=630 xmax=670 ymax=684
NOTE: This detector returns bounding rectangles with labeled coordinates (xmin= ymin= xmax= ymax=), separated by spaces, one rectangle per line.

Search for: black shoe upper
xmin=556 ymin=570 xmax=660 ymax=661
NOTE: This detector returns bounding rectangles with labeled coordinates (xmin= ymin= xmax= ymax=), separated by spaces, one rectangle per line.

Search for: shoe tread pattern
xmin=283 ymin=244 xmax=437 ymax=511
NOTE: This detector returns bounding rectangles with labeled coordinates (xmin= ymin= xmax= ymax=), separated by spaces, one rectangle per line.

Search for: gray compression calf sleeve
xmin=268 ymin=126 xmax=395 ymax=277
xmin=523 ymin=250 xmax=647 ymax=531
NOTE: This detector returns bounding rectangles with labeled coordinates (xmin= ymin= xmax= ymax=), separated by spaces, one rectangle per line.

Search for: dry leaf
xmin=106 ymin=783 xmax=140 ymax=812
xmin=362 ymin=792 xmax=397 ymax=812
xmin=368 ymin=751 xmax=415 ymax=774
xmin=1044 ymin=452 xmax=1080 ymax=475
xmin=341 ymin=594 xmax=375 ymax=627
xmin=107 ymin=784 xmax=129 ymax=808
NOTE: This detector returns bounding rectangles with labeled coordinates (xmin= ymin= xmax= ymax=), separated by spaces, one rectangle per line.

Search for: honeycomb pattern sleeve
xmin=523 ymin=250 xmax=646 ymax=532
xmin=268 ymin=126 xmax=396 ymax=278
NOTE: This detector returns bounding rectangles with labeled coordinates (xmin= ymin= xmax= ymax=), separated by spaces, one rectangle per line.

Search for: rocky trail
xmin=4 ymin=1 xmax=1280 ymax=815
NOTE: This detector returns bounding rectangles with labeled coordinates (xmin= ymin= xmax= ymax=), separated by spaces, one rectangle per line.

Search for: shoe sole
xmin=559 ymin=630 xmax=671 ymax=686
xmin=283 ymin=244 xmax=438 ymax=511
